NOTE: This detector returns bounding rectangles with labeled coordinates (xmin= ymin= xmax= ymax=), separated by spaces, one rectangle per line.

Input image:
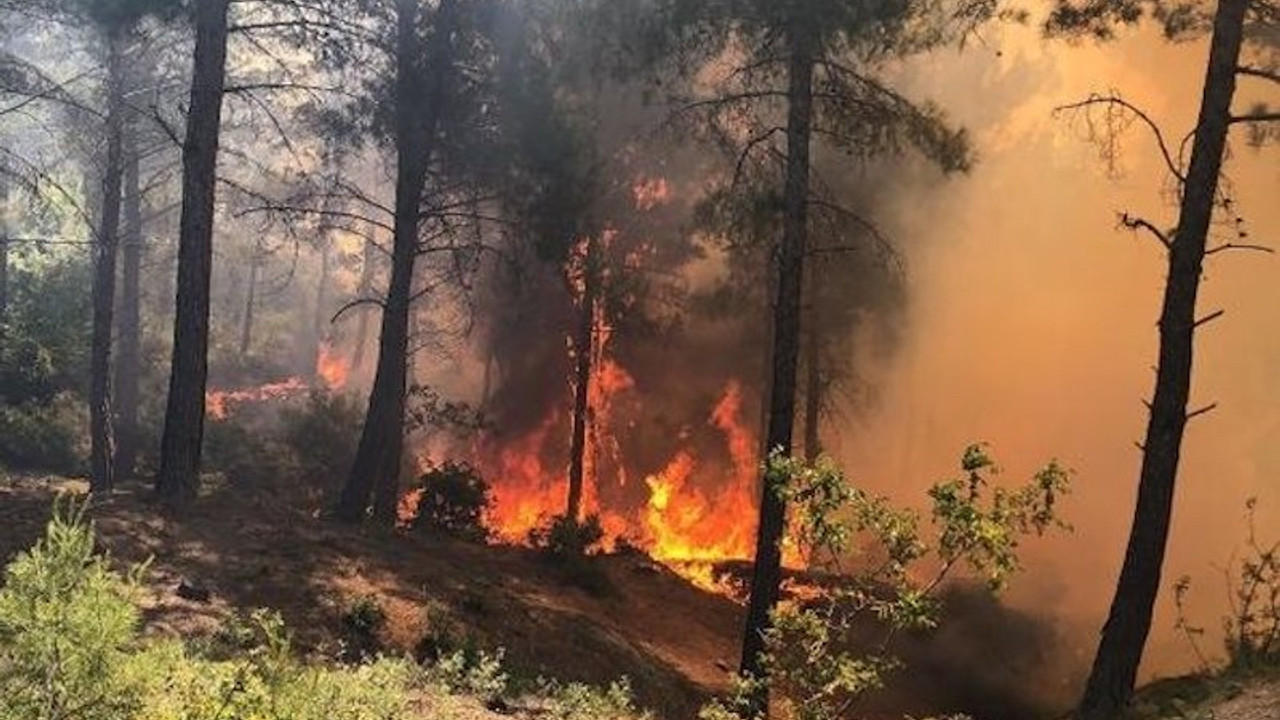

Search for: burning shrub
xmin=530 ymin=514 xmax=607 ymax=558
xmin=702 ymin=447 xmax=1071 ymax=720
xmin=409 ymin=461 xmax=493 ymax=542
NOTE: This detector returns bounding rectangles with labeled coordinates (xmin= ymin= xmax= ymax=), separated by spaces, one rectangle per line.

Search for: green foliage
xmin=0 ymin=394 xmax=84 ymax=472
xmin=0 ymin=499 xmax=145 ymax=720
xmin=1179 ymin=499 xmax=1280 ymax=672
xmin=530 ymin=678 xmax=650 ymax=720
xmin=1 ymin=255 xmax=91 ymax=404
xmin=707 ymin=447 xmax=1071 ymax=720
xmin=0 ymin=502 xmax=415 ymax=720
xmin=409 ymin=461 xmax=493 ymax=542
xmin=341 ymin=595 xmax=388 ymax=660
xmin=279 ymin=391 xmax=362 ymax=499
xmin=202 ymin=417 xmax=297 ymax=491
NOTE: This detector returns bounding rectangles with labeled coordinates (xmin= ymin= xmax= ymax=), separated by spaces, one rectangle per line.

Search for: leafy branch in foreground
xmin=703 ymin=446 xmax=1071 ymax=720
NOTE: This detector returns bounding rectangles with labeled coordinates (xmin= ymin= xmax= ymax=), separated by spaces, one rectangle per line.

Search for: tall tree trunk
xmin=352 ymin=235 xmax=376 ymax=371
xmin=312 ymin=236 xmax=330 ymax=380
xmin=0 ymin=176 xmax=9 ymax=347
xmin=566 ymin=238 xmax=596 ymax=523
xmin=337 ymin=0 xmax=457 ymax=525
xmin=90 ymin=29 xmax=128 ymax=495
xmin=1077 ymin=2 xmax=1247 ymax=717
xmin=239 ymin=251 xmax=258 ymax=356
xmin=740 ymin=27 xmax=814 ymax=717
xmin=115 ymin=118 xmax=144 ymax=482
xmin=155 ymin=0 xmax=230 ymax=508
xmin=801 ymin=299 xmax=822 ymax=464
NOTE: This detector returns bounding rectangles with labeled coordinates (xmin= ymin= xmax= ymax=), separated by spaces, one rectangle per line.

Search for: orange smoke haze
xmin=837 ymin=23 xmax=1280 ymax=681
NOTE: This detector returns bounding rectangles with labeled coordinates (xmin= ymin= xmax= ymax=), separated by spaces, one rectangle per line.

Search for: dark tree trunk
xmin=90 ymin=29 xmax=128 ymax=495
xmin=566 ymin=238 xmax=597 ymax=523
xmin=239 ymin=251 xmax=258 ymax=356
xmin=801 ymin=299 xmax=822 ymax=464
xmin=155 ymin=0 xmax=230 ymax=508
xmin=740 ymin=27 xmax=815 ymax=717
xmin=1077 ymin=1 xmax=1248 ymax=717
xmin=337 ymin=0 xmax=457 ymax=525
xmin=115 ymin=119 xmax=144 ymax=482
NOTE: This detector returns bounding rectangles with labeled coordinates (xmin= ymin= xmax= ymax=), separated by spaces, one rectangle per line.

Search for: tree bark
xmin=239 ymin=249 xmax=258 ymax=357
xmin=1077 ymin=1 xmax=1248 ymax=717
xmin=352 ymin=235 xmax=376 ymax=371
xmin=115 ymin=115 xmax=144 ymax=482
xmin=90 ymin=28 xmax=128 ymax=495
xmin=740 ymin=26 xmax=814 ymax=717
xmin=0 ymin=176 xmax=9 ymax=346
xmin=566 ymin=237 xmax=597 ymax=523
xmin=155 ymin=0 xmax=230 ymax=508
xmin=337 ymin=0 xmax=457 ymax=525
xmin=801 ymin=297 xmax=822 ymax=464
xmin=312 ymin=235 xmax=330 ymax=381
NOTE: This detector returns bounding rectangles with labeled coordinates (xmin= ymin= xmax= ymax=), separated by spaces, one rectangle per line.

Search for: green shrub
xmin=0 ymin=395 xmax=84 ymax=473
xmin=410 ymin=461 xmax=493 ymax=541
xmin=279 ymin=391 xmax=362 ymax=500
xmin=0 ymin=502 xmax=414 ymax=720
xmin=0 ymin=499 xmax=145 ymax=720
xmin=341 ymin=595 xmax=388 ymax=660
xmin=702 ymin=447 xmax=1071 ymax=720
xmin=202 ymin=418 xmax=298 ymax=491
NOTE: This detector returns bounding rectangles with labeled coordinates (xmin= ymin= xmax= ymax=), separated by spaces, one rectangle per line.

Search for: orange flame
xmin=205 ymin=377 xmax=308 ymax=421
xmin=316 ymin=342 xmax=350 ymax=390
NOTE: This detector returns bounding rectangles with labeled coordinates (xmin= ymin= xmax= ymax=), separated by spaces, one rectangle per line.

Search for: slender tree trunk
xmin=312 ymin=236 xmax=330 ymax=380
xmin=566 ymin=238 xmax=596 ymax=523
xmin=90 ymin=29 xmax=128 ymax=495
xmin=0 ymin=176 xmax=9 ymax=347
xmin=801 ymin=299 xmax=822 ymax=464
xmin=155 ymin=0 xmax=230 ymax=508
xmin=115 ymin=119 xmax=144 ymax=482
xmin=740 ymin=27 xmax=815 ymax=717
xmin=337 ymin=0 xmax=457 ymax=525
xmin=239 ymin=251 xmax=258 ymax=356
xmin=352 ymin=236 xmax=376 ymax=371
xmin=1077 ymin=2 xmax=1247 ymax=717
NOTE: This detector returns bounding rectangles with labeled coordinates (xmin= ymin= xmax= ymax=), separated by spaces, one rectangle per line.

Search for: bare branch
xmin=1194 ymin=310 xmax=1226 ymax=328
xmin=1186 ymin=403 xmax=1219 ymax=421
xmin=1236 ymin=66 xmax=1280 ymax=85
xmin=1055 ymin=94 xmax=1185 ymax=183
xmin=1120 ymin=212 xmax=1172 ymax=249
xmin=1206 ymin=242 xmax=1275 ymax=255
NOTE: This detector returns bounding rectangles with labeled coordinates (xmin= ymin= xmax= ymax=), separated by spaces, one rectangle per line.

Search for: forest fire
xmin=205 ymin=344 xmax=351 ymax=420
xmin=316 ymin=342 xmax=350 ymax=390
xmin=205 ymin=377 xmax=308 ymax=420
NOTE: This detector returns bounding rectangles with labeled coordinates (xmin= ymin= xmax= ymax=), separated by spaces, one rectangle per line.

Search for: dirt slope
xmin=0 ymin=475 xmax=740 ymax=718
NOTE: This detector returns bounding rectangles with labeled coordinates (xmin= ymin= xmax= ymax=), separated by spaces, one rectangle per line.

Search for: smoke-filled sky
xmin=838 ymin=21 xmax=1280 ymax=680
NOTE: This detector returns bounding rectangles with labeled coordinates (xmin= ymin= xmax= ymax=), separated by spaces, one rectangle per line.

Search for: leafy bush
xmin=0 ymin=395 xmax=84 ymax=473
xmin=702 ymin=447 xmax=1071 ymax=720
xmin=279 ymin=391 xmax=362 ymax=500
xmin=1176 ymin=499 xmax=1280 ymax=673
xmin=530 ymin=513 xmax=607 ymax=558
xmin=410 ymin=461 xmax=493 ymax=541
xmin=340 ymin=595 xmax=388 ymax=661
xmin=0 ymin=499 xmax=145 ymax=720
xmin=202 ymin=418 xmax=298 ymax=491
